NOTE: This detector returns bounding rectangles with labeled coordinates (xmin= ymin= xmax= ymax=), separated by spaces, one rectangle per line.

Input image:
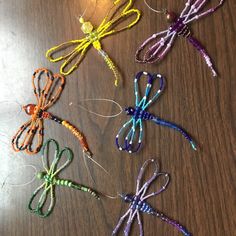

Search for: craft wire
xmin=69 ymin=98 xmax=123 ymax=118
xmin=2 ymin=164 xmax=37 ymax=188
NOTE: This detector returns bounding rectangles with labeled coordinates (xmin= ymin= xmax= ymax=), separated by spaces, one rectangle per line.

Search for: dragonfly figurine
xmin=46 ymin=0 xmax=141 ymax=86
xmin=116 ymin=71 xmax=197 ymax=153
xmin=28 ymin=139 xmax=100 ymax=218
xmin=12 ymin=68 xmax=92 ymax=156
xmin=136 ymin=0 xmax=225 ymax=77
xmin=112 ymin=159 xmax=191 ymax=236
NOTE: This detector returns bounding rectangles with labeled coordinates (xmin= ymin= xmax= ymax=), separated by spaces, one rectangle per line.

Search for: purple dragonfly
xmin=116 ymin=71 xmax=196 ymax=153
xmin=112 ymin=159 xmax=191 ymax=236
xmin=136 ymin=0 xmax=225 ymax=77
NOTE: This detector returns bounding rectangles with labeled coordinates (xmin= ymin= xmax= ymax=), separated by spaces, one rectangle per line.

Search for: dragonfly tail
xmin=153 ymin=211 xmax=192 ymax=236
xmin=152 ymin=116 xmax=197 ymax=151
xmin=188 ymin=36 xmax=217 ymax=77
xmin=58 ymin=178 xmax=100 ymax=200
xmin=50 ymin=115 xmax=93 ymax=156
xmin=98 ymin=49 xmax=120 ymax=86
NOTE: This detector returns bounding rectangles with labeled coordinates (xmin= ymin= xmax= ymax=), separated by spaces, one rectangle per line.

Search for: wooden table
xmin=0 ymin=0 xmax=235 ymax=235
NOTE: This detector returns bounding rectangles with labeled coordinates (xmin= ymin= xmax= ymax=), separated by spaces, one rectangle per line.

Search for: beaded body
xmin=28 ymin=139 xmax=99 ymax=218
xmin=116 ymin=72 xmax=196 ymax=153
xmin=125 ymin=106 xmax=154 ymax=120
xmin=136 ymin=0 xmax=225 ymax=77
xmin=12 ymin=68 xmax=92 ymax=156
xmin=37 ymin=171 xmax=98 ymax=198
xmin=112 ymin=159 xmax=191 ymax=236
xmin=122 ymin=194 xmax=153 ymax=214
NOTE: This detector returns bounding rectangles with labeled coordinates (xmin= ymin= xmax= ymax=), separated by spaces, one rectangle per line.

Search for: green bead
xmin=37 ymin=172 xmax=45 ymax=180
xmin=81 ymin=22 xmax=93 ymax=34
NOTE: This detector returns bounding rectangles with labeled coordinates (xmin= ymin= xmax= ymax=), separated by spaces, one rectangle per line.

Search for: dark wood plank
xmin=0 ymin=0 xmax=235 ymax=235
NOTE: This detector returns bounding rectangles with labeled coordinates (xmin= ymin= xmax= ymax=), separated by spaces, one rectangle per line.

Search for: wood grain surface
xmin=0 ymin=0 xmax=235 ymax=235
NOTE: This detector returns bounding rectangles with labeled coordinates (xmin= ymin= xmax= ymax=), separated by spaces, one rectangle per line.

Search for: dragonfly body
xmin=122 ymin=194 xmax=154 ymax=214
xmin=125 ymin=106 xmax=154 ymax=121
xmin=136 ymin=0 xmax=225 ymax=77
xmin=112 ymin=159 xmax=191 ymax=236
xmin=37 ymin=171 xmax=99 ymax=198
xmin=116 ymin=72 xmax=197 ymax=153
xmin=170 ymin=17 xmax=191 ymax=37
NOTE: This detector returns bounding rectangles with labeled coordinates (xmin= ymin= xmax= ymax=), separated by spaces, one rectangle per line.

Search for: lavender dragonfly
xmin=112 ymin=159 xmax=191 ymax=236
xmin=136 ymin=0 xmax=225 ymax=77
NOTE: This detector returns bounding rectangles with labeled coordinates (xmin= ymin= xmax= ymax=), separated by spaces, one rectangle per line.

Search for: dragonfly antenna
xmin=76 ymin=0 xmax=98 ymax=21
xmin=144 ymin=0 xmax=167 ymax=14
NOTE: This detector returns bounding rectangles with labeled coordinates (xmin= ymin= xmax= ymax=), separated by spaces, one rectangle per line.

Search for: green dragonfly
xmin=28 ymin=139 xmax=100 ymax=218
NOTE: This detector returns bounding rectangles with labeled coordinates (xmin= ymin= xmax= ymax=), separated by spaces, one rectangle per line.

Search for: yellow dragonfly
xmin=46 ymin=0 xmax=141 ymax=86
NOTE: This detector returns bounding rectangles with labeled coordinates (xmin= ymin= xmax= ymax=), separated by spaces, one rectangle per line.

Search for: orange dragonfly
xmin=12 ymin=68 xmax=92 ymax=157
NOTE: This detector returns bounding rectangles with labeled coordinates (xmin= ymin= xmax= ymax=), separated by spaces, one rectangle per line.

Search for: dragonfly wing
xmin=12 ymin=119 xmax=43 ymax=154
xmin=97 ymin=0 xmax=141 ymax=38
xmin=12 ymin=119 xmax=32 ymax=152
xmin=46 ymin=39 xmax=91 ymax=75
xmin=112 ymin=209 xmax=132 ymax=235
xmin=32 ymin=68 xmax=54 ymax=104
xmin=116 ymin=118 xmax=142 ymax=153
xmin=124 ymin=209 xmax=137 ymax=236
xmin=41 ymin=139 xmax=73 ymax=177
xmin=28 ymin=183 xmax=55 ymax=218
xmin=32 ymin=68 xmax=65 ymax=110
xmin=136 ymin=29 xmax=177 ymax=63
xmin=51 ymin=147 xmax=73 ymax=177
xmin=116 ymin=118 xmax=133 ymax=151
xmin=137 ymin=211 xmax=143 ymax=236
xmin=25 ymin=119 xmax=43 ymax=155
xmin=43 ymin=73 xmax=65 ymax=110
xmin=134 ymin=72 xmax=165 ymax=109
xmin=126 ymin=119 xmax=142 ymax=153
xmin=184 ymin=0 xmax=224 ymax=23
xmin=141 ymin=74 xmax=165 ymax=110
xmin=135 ymin=159 xmax=169 ymax=201
xmin=141 ymin=171 xmax=170 ymax=200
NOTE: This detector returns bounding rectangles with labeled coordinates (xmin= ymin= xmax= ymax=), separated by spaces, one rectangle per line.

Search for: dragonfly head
xmin=124 ymin=107 xmax=135 ymax=116
xmin=36 ymin=171 xmax=46 ymax=180
xmin=23 ymin=104 xmax=36 ymax=115
xmin=121 ymin=193 xmax=134 ymax=203
xmin=79 ymin=17 xmax=94 ymax=34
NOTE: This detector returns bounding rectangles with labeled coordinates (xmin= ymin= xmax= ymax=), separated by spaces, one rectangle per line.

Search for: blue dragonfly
xmin=116 ymin=71 xmax=197 ymax=153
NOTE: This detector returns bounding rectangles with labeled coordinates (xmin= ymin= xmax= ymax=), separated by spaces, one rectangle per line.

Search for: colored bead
xmin=23 ymin=104 xmax=36 ymax=115
xmin=81 ymin=21 xmax=94 ymax=34
xmin=36 ymin=172 xmax=45 ymax=180
xmin=166 ymin=11 xmax=177 ymax=23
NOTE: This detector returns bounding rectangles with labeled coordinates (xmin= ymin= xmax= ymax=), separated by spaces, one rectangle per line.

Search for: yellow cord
xmin=46 ymin=0 xmax=141 ymax=86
